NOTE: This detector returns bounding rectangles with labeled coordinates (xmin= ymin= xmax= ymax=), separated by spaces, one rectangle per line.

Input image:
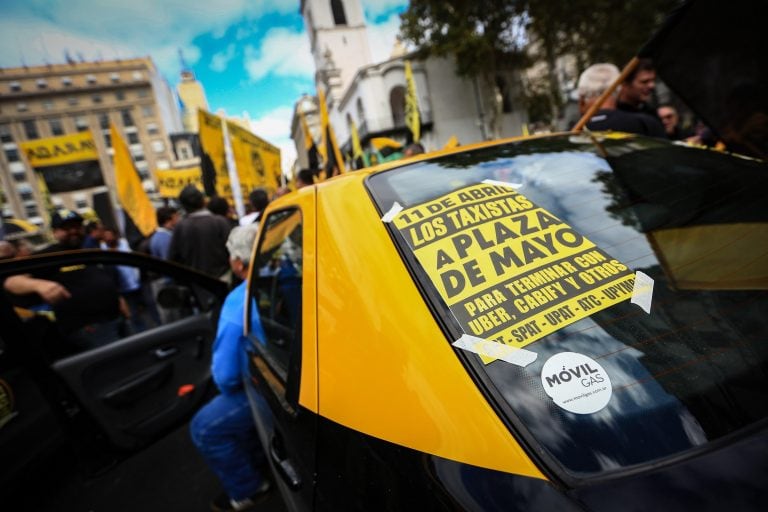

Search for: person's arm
xmin=4 ymin=274 xmax=71 ymax=304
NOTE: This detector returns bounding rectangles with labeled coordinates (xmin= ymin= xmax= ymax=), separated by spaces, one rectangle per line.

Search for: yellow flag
xmin=111 ymin=125 xmax=157 ymax=236
xmin=198 ymin=109 xmax=231 ymax=200
xmin=349 ymin=118 xmax=369 ymax=168
xmin=405 ymin=60 xmax=420 ymax=143
xmin=317 ymin=87 xmax=346 ymax=178
xmin=226 ymin=121 xmax=282 ymax=198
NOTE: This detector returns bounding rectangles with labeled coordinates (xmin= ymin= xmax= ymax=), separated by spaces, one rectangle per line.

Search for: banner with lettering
xmin=155 ymin=167 xmax=203 ymax=198
xmin=19 ymin=131 xmax=104 ymax=193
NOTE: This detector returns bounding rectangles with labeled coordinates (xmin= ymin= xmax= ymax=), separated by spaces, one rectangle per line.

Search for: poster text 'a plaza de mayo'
xmin=392 ymin=183 xmax=636 ymax=354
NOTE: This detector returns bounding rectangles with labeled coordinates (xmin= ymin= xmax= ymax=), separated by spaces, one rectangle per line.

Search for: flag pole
xmin=572 ymin=57 xmax=639 ymax=132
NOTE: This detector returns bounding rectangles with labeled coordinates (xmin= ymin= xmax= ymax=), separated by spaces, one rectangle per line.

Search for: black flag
xmin=639 ymin=0 xmax=768 ymax=159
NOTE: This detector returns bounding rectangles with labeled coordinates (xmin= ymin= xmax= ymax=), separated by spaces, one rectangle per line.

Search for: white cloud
xmin=361 ymin=0 xmax=408 ymax=19
xmin=244 ymin=28 xmax=314 ymax=82
xmin=367 ymin=12 xmax=403 ymax=63
xmin=248 ymin=105 xmax=297 ymax=176
xmin=0 ymin=0 xmax=295 ymax=79
xmin=210 ymin=44 xmax=236 ymax=72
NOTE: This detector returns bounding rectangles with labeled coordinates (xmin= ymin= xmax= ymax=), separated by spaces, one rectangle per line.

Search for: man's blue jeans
xmin=190 ymin=390 xmax=267 ymax=501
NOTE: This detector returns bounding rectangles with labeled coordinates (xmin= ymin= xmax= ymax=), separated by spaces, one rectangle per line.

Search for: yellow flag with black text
xmin=317 ymin=87 xmax=346 ymax=179
xmin=405 ymin=60 xmax=420 ymax=143
xmin=197 ymin=109 xmax=231 ymax=200
xmin=300 ymin=109 xmax=320 ymax=169
xmin=226 ymin=121 xmax=282 ymax=197
xmin=349 ymin=118 xmax=369 ymax=169
xmin=111 ymin=125 xmax=157 ymax=236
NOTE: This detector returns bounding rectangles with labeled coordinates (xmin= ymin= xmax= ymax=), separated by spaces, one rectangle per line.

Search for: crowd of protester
xmin=575 ymin=58 xmax=722 ymax=148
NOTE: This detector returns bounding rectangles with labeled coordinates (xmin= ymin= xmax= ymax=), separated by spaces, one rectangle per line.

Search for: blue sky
xmin=0 ymin=0 xmax=408 ymax=171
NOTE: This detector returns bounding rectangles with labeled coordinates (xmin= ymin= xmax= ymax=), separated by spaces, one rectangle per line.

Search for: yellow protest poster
xmin=226 ymin=121 xmax=282 ymax=197
xmin=156 ymin=167 xmax=202 ymax=198
xmin=198 ymin=109 xmax=231 ymax=200
xmin=19 ymin=131 xmax=104 ymax=193
xmin=391 ymin=183 xmax=636 ymax=353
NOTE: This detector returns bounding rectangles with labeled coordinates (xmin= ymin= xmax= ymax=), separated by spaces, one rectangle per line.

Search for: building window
xmin=138 ymin=169 xmax=151 ymax=180
xmin=67 ymin=96 xmax=79 ymax=106
xmin=23 ymin=120 xmax=39 ymax=139
xmin=36 ymin=79 xmax=47 ymax=89
xmin=49 ymin=119 xmax=64 ymax=136
xmin=75 ymin=116 xmax=89 ymax=132
xmin=121 ymin=109 xmax=134 ymax=127
xmin=93 ymin=94 xmax=104 ymax=104
xmin=104 ymin=133 xmax=112 ymax=147
xmin=146 ymin=123 xmax=159 ymax=135
xmin=86 ymin=74 xmax=97 ymax=85
xmin=0 ymin=124 xmax=12 ymax=143
xmin=43 ymin=100 xmax=55 ymax=110
xmin=110 ymin=73 xmax=120 ymax=83
xmin=132 ymin=71 xmax=143 ymax=81
xmin=133 ymin=152 xmax=145 ymax=162
xmin=75 ymin=197 xmax=88 ymax=209
xmin=99 ymin=113 xmax=110 ymax=130
xmin=115 ymin=90 xmax=125 ymax=101
xmin=136 ymin=88 xmax=149 ymax=98
xmin=141 ymin=105 xmax=153 ymax=117
xmin=127 ymin=132 xmax=140 ymax=144
xmin=9 ymin=81 xmax=21 ymax=92
xmin=151 ymin=140 xmax=165 ymax=153
xmin=12 ymin=169 xmax=27 ymax=182
xmin=25 ymin=204 xmax=39 ymax=218
xmin=156 ymin=159 xmax=170 ymax=170
xmin=17 ymin=102 xmax=28 ymax=113
xmin=5 ymin=148 xmax=20 ymax=162
xmin=331 ymin=0 xmax=347 ymax=25
xmin=495 ymin=75 xmax=513 ymax=113
xmin=389 ymin=86 xmax=406 ymax=127
xmin=18 ymin=185 xmax=34 ymax=201
xmin=62 ymin=76 xmax=73 ymax=87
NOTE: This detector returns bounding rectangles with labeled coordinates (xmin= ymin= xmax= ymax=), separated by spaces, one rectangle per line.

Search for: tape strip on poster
xmin=389 ymin=182 xmax=636 ymax=364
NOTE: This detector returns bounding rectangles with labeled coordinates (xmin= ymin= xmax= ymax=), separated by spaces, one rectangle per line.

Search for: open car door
xmin=0 ymin=250 xmax=228 ymax=459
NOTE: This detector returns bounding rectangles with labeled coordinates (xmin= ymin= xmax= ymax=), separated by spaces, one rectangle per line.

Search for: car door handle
xmin=270 ymin=438 xmax=301 ymax=489
xmin=154 ymin=346 xmax=178 ymax=359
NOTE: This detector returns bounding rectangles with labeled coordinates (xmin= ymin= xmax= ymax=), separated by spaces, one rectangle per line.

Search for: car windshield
xmin=366 ymin=134 xmax=768 ymax=478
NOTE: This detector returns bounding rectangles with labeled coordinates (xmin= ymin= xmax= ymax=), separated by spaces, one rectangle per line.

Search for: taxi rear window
xmin=366 ymin=135 xmax=768 ymax=478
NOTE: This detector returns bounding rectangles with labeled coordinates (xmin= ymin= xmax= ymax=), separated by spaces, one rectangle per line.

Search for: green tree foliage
xmin=401 ymin=0 xmax=679 ymax=126
xmin=399 ymin=0 xmax=529 ymax=79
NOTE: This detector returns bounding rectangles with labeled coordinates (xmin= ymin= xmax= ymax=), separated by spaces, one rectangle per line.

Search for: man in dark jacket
xmin=577 ymin=63 xmax=666 ymax=138
xmin=169 ymin=185 xmax=233 ymax=280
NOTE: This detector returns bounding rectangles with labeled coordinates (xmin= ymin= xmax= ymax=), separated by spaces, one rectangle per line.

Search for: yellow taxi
xmin=243 ymin=133 xmax=768 ymax=511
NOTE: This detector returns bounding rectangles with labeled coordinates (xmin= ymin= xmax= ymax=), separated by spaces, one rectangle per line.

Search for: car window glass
xmin=366 ymin=134 xmax=768 ymax=478
xmin=2 ymin=258 xmax=219 ymax=360
xmin=247 ymin=209 xmax=303 ymax=382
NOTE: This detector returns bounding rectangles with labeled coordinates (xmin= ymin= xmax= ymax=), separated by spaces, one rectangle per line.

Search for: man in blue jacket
xmin=190 ymin=223 xmax=270 ymax=512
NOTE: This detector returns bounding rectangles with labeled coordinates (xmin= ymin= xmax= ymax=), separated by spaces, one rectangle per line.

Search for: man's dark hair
xmin=248 ymin=188 xmax=269 ymax=214
xmin=624 ymin=58 xmax=655 ymax=83
xmin=297 ymin=169 xmax=315 ymax=185
xmin=207 ymin=196 xmax=230 ymax=216
xmin=84 ymin=220 xmax=101 ymax=234
xmin=179 ymin=185 xmax=204 ymax=212
xmin=156 ymin=206 xmax=178 ymax=226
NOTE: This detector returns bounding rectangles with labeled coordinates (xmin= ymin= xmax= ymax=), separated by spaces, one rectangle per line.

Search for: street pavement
xmin=33 ymin=422 xmax=288 ymax=512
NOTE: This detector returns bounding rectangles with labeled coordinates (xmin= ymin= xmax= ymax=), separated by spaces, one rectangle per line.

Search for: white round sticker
xmin=540 ymin=352 xmax=612 ymax=414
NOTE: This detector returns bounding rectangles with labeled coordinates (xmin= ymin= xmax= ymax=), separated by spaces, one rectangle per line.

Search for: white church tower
xmin=300 ymin=0 xmax=373 ymax=95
